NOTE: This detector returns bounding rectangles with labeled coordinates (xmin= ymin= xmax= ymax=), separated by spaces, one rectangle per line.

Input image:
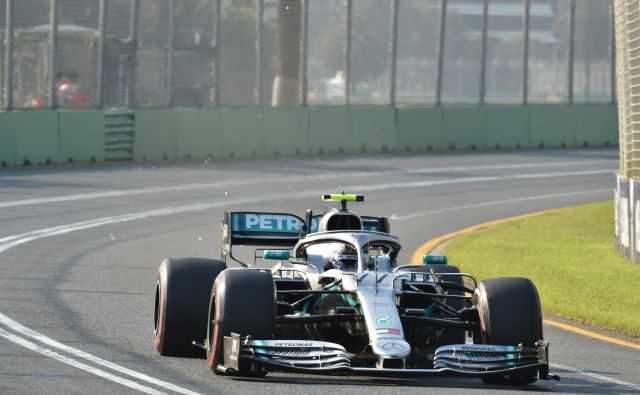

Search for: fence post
xmin=167 ymin=0 xmax=175 ymax=107
xmin=126 ymin=0 xmax=140 ymax=108
xmin=388 ymin=0 xmax=398 ymax=106
xmin=213 ymin=0 xmax=220 ymax=107
xmin=435 ymin=0 xmax=447 ymax=106
xmin=48 ymin=0 xmax=59 ymax=109
xmin=479 ymin=0 xmax=489 ymax=105
xmin=300 ymin=0 xmax=308 ymax=107
xmin=568 ymin=0 xmax=576 ymax=104
xmin=97 ymin=0 xmax=107 ymax=108
xmin=256 ymin=0 xmax=263 ymax=106
xmin=611 ymin=3 xmax=616 ymax=104
xmin=522 ymin=0 xmax=530 ymax=105
xmin=345 ymin=0 xmax=352 ymax=105
xmin=3 ymin=0 xmax=14 ymax=110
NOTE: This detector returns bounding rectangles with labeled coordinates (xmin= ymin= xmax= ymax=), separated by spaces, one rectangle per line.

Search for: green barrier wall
xmin=0 ymin=104 xmax=618 ymax=167
xmin=59 ymin=111 xmax=105 ymax=163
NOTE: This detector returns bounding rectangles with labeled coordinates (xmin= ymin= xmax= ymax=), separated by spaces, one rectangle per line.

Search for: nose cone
xmin=372 ymin=339 xmax=411 ymax=359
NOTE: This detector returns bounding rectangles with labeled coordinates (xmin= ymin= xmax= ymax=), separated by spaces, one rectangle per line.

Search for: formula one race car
xmin=154 ymin=194 xmax=557 ymax=385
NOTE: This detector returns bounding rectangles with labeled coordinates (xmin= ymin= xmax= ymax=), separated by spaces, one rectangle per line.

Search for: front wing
xmin=220 ymin=333 xmax=558 ymax=380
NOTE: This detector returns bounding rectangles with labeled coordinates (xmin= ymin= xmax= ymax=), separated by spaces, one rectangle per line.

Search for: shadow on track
xmin=231 ymin=370 xmax=638 ymax=394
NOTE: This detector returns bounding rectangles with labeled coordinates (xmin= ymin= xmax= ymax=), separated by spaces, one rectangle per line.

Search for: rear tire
xmin=473 ymin=277 xmax=543 ymax=385
xmin=207 ymin=269 xmax=276 ymax=376
xmin=154 ymin=257 xmax=226 ymax=357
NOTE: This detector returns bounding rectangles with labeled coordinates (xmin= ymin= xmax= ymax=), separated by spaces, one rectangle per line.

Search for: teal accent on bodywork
xmin=423 ymin=255 xmax=448 ymax=265
xmin=310 ymin=294 xmax=358 ymax=311
xmin=263 ymin=250 xmax=291 ymax=260
xmin=341 ymin=294 xmax=358 ymax=307
xmin=506 ymin=353 xmax=516 ymax=366
xmin=506 ymin=345 xmax=517 ymax=366
xmin=252 ymin=340 xmax=268 ymax=355
xmin=308 ymin=285 xmax=358 ymax=313
xmin=424 ymin=306 xmax=435 ymax=318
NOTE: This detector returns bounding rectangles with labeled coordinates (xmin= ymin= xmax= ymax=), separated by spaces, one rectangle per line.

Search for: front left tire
xmin=154 ymin=257 xmax=227 ymax=357
xmin=207 ymin=268 xmax=277 ymax=376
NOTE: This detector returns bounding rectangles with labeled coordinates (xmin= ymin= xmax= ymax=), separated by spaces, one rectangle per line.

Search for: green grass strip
xmin=444 ymin=200 xmax=640 ymax=337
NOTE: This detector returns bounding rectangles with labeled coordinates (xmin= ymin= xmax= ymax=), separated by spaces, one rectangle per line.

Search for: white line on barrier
xmin=0 ymin=167 xmax=622 ymax=393
xmin=0 ymin=327 xmax=169 ymax=395
xmin=0 ymin=160 xmax=614 ymax=209
xmin=390 ymin=189 xmax=612 ymax=220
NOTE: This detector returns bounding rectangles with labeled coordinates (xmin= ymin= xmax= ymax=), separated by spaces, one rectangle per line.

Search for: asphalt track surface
xmin=0 ymin=149 xmax=638 ymax=394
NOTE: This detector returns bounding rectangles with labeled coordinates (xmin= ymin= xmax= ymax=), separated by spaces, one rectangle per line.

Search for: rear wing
xmin=221 ymin=211 xmax=304 ymax=266
xmin=222 ymin=211 xmax=304 ymax=248
xmin=221 ymin=211 xmax=390 ymax=265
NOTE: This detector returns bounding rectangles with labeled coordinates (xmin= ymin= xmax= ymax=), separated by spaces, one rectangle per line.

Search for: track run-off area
xmin=0 ymin=149 xmax=638 ymax=394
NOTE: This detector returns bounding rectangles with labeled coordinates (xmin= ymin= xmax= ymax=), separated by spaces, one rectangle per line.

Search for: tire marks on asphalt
xmin=0 ymin=160 xmax=614 ymax=209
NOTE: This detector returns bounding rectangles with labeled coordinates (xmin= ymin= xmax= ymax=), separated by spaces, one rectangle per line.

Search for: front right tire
xmin=473 ymin=277 xmax=543 ymax=385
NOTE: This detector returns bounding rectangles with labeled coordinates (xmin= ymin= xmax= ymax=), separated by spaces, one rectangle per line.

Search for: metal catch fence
xmin=1 ymin=0 xmax=616 ymax=111
xmin=615 ymin=0 xmax=640 ymax=178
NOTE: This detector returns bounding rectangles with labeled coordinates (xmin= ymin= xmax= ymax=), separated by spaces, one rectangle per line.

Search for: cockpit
xmin=299 ymin=237 xmax=400 ymax=273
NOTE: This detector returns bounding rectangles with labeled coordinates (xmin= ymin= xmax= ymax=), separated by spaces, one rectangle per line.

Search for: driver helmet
xmin=325 ymin=243 xmax=359 ymax=271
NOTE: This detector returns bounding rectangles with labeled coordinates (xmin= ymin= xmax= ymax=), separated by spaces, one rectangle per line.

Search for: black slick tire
xmin=207 ymin=269 xmax=276 ymax=376
xmin=473 ymin=277 xmax=543 ymax=385
xmin=154 ymin=257 xmax=226 ymax=357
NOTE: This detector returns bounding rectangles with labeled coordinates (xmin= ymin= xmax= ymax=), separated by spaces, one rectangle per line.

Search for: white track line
xmin=0 ymin=169 xmax=615 ymax=250
xmin=0 ymin=166 xmax=627 ymax=392
xmin=551 ymin=363 xmax=640 ymax=391
xmin=0 ymin=203 xmax=220 ymax=252
xmin=0 ymin=327 xmax=168 ymax=395
xmin=0 ymin=314 xmax=200 ymax=395
xmin=0 ymin=160 xmax=614 ymax=209
xmin=391 ymin=189 xmax=613 ymax=220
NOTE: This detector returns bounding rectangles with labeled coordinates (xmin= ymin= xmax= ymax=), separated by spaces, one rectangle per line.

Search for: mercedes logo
xmin=381 ymin=342 xmax=405 ymax=352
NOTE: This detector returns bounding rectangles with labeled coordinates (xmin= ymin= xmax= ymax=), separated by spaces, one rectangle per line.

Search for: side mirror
xmin=366 ymin=255 xmax=378 ymax=271
xmin=263 ymin=250 xmax=291 ymax=261
xmin=423 ymin=254 xmax=447 ymax=265
xmin=304 ymin=209 xmax=313 ymax=235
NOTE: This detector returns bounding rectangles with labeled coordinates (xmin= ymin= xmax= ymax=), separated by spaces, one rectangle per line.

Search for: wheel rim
xmin=154 ymin=280 xmax=160 ymax=336
xmin=207 ymin=288 xmax=216 ymax=351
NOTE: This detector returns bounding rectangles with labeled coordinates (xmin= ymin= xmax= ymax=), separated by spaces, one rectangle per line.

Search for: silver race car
xmin=154 ymin=194 xmax=557 ymax=385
